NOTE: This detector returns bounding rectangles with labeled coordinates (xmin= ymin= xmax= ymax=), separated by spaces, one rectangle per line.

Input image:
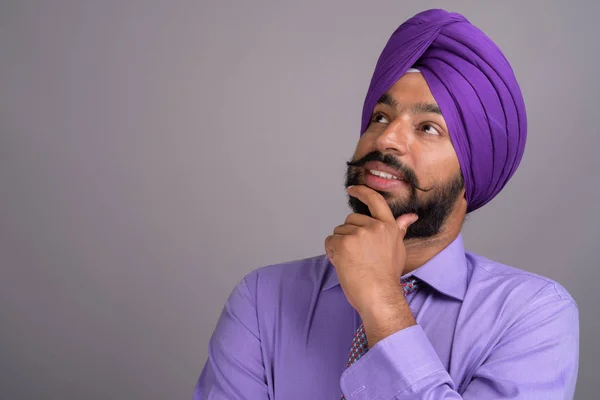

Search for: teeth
xmin=369 ymin=169 xmax=399 ymax=180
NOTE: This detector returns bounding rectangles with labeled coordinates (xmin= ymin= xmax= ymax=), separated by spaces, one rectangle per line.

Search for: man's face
xmin=345 ymin=72 xmax=465 ymax=239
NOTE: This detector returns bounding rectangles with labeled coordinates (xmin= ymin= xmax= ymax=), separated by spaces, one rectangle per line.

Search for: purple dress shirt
xmin=194 ymin=235 xmax=579 ymax=399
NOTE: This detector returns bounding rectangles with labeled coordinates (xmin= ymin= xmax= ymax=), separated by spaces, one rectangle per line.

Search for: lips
xmin=363 ymin=161 xmax=405 ymax=181
xmin=362 ymin=162 xmax=408 ymax=191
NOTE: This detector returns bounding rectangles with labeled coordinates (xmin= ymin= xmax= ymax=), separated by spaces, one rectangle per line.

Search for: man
xmin=194 ymin=9 xmax=579 ymax=399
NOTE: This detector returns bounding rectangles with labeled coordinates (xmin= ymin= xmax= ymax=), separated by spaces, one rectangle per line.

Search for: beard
xmin=344 ymin=151 xmax=464 ymax=239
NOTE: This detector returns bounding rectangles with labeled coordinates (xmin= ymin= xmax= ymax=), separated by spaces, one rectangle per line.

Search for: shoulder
xmin=240 ymin=254 xmax=331 ymax=301
xmin=465 ymin=251 xmax=577 ymax=312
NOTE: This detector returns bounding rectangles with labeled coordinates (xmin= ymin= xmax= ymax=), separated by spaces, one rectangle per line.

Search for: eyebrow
xmin=376 ymin=93 xmax=442 ymax=115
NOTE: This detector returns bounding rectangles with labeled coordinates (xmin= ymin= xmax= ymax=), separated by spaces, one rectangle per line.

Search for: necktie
xmin=341 ymin=277 xmax=420 ymax=400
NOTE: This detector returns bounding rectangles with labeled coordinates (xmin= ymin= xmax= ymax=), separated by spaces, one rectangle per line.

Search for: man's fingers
xmin=332 ymin=224 xmax=360 ymax=235
xmin=396 ymin=213 xmax=419 ymax=238
xmin=324 ymin=234 xmax=343 ymax=263
xmin=346 ymin=185 xmax=395 ymax=222
xmin=344 ymin=212 xmax=372 ymax=226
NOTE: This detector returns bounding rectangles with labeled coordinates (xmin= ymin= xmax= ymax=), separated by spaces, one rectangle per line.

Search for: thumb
xmin=396 ymin=213 xmax=419 ymax=237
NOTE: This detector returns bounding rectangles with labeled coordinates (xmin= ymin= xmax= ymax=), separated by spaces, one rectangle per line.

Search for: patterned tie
xmin=341 ymin=277 xmax=420 ymax=400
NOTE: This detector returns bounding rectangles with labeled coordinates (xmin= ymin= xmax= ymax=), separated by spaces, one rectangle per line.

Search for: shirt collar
xmin=322 ymin=234 xmax=468 ymax=301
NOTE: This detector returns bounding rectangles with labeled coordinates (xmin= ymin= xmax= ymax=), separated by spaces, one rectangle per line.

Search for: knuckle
xmin=345 ymin=213 xmax=361 ymax=225
xmin=355 ymin=227 xmax=368 ymax=238
xmin=333 ymin=224 xmax=347 ymax=234
xmin=373 ymin=221 xmax=387 ymax=233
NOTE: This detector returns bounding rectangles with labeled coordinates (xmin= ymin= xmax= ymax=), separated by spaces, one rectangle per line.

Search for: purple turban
xmin=361 ymin=9 xmax=527 ymax=213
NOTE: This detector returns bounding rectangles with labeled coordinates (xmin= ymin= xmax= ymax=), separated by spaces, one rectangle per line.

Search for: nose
xmin=373 ymin=118 xmax=411 ymax=156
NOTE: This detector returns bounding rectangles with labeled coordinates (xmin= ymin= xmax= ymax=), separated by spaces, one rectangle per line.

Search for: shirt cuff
xmin=340 ymin=324 xmax=446 ymax=399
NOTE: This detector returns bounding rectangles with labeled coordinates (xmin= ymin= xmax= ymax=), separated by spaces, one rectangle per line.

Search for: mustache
xmin=346 ymin=151 xmax=433 ymax=192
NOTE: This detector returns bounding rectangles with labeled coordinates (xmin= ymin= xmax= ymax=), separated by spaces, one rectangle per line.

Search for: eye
xmin=371 ymin=112 xmax=390 ymax=124
xmin=421 ymin=123 xmax=440 ymax=136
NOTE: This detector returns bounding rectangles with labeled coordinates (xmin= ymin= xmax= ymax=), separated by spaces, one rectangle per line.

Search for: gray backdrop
xmin=1 ymin=0 xmax=598 ymax=399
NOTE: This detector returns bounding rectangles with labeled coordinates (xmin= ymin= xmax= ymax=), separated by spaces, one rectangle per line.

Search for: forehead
xmin=383 ymin=73 xmax=438 ymax=105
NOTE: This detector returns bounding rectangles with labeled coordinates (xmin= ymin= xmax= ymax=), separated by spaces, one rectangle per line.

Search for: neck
xmin=402 ymin=200 xmax=467 ymax=274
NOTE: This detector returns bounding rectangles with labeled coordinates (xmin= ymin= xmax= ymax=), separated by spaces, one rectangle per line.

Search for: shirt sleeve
xmin=339 ymin=283 xmax=579 ymax=399
xmin=193 ymin=275 xmax=269 ymax=400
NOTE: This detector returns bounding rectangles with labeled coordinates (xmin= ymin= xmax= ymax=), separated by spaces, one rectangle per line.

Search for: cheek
xmin=442 ymin=147 xmax=462 ymax=179
xmin=439 ymin=163 xmax=461 ymax=186
xmin=417 ymin=148 xmax=460 ymax=184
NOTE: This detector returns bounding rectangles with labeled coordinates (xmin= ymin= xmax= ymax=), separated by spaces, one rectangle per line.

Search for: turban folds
xmin=361 ymin=9 xmax=527 ymax=213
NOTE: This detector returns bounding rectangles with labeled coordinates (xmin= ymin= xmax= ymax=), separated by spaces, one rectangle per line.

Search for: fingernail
xmin=346 ymin=185 xmax=355 ymax=190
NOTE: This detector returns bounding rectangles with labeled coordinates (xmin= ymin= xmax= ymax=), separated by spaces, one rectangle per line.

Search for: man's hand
xmin=324 ymin=185 xmax=418 ymax=346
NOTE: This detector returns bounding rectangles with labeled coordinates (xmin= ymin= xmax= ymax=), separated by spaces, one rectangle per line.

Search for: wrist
xmin=359 ymin=291 xmax=416 ymax=347
xmin=357 ymin=283 xmax=406 ymax=318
